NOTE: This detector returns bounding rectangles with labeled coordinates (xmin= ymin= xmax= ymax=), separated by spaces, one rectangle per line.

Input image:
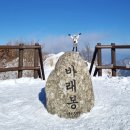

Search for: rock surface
xmin=45 ymin=52 xmax=94 ymax=118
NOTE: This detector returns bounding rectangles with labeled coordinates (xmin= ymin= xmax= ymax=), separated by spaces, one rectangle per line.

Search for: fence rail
xmin=0 ymin=45 xmax=41 ymax=49
xmin=89 ymin=43 xmax=130 ymax=76
xmin=0 ymin=43 xmax=45 ymax=80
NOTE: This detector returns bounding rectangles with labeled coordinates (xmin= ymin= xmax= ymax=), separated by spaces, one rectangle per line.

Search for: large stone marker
xmin=45 ymin=52 xmax=94 ymax=118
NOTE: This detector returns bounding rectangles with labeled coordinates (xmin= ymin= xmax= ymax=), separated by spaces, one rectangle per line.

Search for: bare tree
xmin=80 ymin=43 xmax=93 ymax=62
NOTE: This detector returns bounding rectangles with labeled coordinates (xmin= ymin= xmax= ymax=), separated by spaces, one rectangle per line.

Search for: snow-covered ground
xmin=0 ymin=52 xmax=130 ymax=130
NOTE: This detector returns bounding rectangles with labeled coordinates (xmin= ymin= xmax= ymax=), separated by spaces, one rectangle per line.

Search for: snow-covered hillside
xmin=0 ymin=52 xmax=130 ymax=130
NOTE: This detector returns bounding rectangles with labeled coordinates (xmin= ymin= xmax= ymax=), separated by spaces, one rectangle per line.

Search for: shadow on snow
xmin=39 ymin=88 xmax=47 ymax=108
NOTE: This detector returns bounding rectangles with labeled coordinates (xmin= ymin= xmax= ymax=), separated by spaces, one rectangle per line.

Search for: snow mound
xmin=44 ymin=52 xmax=64 ymax=79
xmin=44 ymin=52 xmax=64 ymax=68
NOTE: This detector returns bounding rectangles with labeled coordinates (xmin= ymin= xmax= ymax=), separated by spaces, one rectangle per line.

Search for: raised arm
xmin=76 ymin=33 xmax=82 ymax=39
xmin=68 ymin=34 xmax=73 ymax=39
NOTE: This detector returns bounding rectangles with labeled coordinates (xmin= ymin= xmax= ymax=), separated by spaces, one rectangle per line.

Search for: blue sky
xmin=0 ymin=0 xmax=130 ymax=53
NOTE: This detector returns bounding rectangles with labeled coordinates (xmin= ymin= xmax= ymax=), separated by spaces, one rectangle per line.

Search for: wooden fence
xmin=0 ymin=43 xmax=45 ymax=80
xmin=89 ymin=43 xmax=130 ymax=76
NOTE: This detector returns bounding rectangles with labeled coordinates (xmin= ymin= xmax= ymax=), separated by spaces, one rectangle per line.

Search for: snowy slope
xmin=0 ymin=52 xmax=130 ymax=130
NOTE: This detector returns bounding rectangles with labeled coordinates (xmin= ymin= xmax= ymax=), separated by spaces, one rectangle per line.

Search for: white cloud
xmin=41 ymin=33 xmax=108 ymax=53
xmin=80 ymin=32 xmax=108 ymax=46
xmin=42 ymin=35 xmax=72 ymax=53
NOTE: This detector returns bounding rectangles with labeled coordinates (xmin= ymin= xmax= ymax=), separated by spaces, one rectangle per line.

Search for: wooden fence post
xmin=111 ymin=43 xmax=116 ymax=76
xmin=18 ymin=44 xmax=24 ymax=78
xmin=34 ymin=43 xmax=39 ymax=78
xmin=97 ymin=43 xmax=102 ymax=76
xmin=89 ymin=47 xmax=98 ymax=75
xmin=38 ymin=46 xmax=45 ymax=80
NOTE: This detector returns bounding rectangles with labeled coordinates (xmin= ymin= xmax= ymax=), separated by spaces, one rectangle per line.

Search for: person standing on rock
xmin=68 ymin=33 xmax=81 ymax=52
